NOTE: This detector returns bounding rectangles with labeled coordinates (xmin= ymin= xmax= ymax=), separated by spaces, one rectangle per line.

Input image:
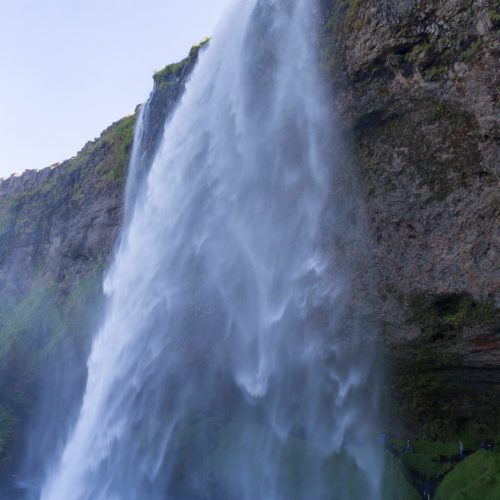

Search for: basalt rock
xmin=321 ymin=0 xmax=500 ymax=437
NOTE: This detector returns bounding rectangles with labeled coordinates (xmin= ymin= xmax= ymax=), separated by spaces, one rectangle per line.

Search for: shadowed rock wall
xmin=321 ymin=0 xmax=499 ymax=437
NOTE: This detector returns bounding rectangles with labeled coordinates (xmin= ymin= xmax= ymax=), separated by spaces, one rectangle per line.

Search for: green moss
xmin=64 ymin=113 xmax=136 ymax=194
xmin=383 ymin=443 xmax=500 ymax=498
xmin=385 ymin=290 xmax=500 ymax=440
xmin=409 ymin=293 xmax=497 ymax=342
xmin=435 ymin=451 xmax=500 ymax=499
xmin=488 ymin=6 xmax=500 ymax=24
xmin=0 ymin=265 xmax=106 ymax=477
xmin=355 ymin=93 xmax=488 ymax=201
xmin=0 ymin=282 xmax=64 ymax=367
xmin=402 ymin=449 xmax=455 ymax=481
xmin=460 ymin=39 xmax=481 ymax=62
xmin=405 ymin=42 xmax=432 ymax=63
xmin=382 ymin=451 xmax=421 ymax=499
xmin=389 ymin=372 xmax=458 ymax=439
xmin=320 ymin=0 xmax=354 ymax=77
xmin=423 ymin=65 xmax=448 ymax=81
xmin=153 ymin=61 xmax=185 ymax=83
xmin=62 ymin=266 xmax=104 ymax=342
xmin=0 ymin=198 xmax=18 ymax=236
xmin=380 ymin=439 xmax=500 ymax=499
xmin=98 ymin=114 xmax=136 ymax=188
xmin=413 ymin=440 xmax=461 ymax=456
xmin=153 ymin=37 xmax=209 ymax=85
xmin=344 ymin=0 xmax=361 ymax=28
xmin=489 ymin=10 xmax=500 ymax=22
xmin=0 ymin=113 xmax=137 ymax=272
xmin=390 ymin=28 xmax=484 ymax=82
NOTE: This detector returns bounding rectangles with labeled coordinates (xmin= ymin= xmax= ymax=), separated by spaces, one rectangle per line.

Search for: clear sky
xmin=0 ymin=0 xmax=234 ymax=178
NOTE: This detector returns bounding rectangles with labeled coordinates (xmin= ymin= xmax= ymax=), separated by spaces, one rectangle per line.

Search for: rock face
xmin=0 ymin=118 xmax=133 ymax=292
xmin=0 ymin=116 xmax=136 ymax=488
xmin=320 ymin=0 xmax=499 ymax=436
xmin=0 ymin=0 xmax=498 ymax=486
xmin=0 ymin=41 xmax=207 ymax=297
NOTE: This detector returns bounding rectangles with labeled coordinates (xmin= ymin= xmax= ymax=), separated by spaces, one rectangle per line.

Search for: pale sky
xmin=0 ymin=0 xmax=234 ymax=178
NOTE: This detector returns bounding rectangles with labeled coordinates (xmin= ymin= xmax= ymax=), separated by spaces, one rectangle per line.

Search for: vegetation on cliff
xmin=0 ymin=2 xmax=497 ymax=496
xmin=0 ymin=87 xmax=136 ymax=488
xmin=435 ymin=450 xmax=500 ymax=499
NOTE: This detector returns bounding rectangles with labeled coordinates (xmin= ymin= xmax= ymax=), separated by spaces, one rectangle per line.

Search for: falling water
xmin=41 ymin=0 xmax=382 ymax=498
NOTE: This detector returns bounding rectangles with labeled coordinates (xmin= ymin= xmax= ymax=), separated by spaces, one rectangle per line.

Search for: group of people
xmin=402 ymin=438 xmax=495 ymax=457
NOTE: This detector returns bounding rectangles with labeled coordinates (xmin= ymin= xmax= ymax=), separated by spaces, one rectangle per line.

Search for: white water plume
xmin=41 ymin=0 xmax=382 ymax=498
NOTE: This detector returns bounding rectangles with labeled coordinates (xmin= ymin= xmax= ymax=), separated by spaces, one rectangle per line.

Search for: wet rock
xmin=321 ymin=0 xmax=500 ymax=436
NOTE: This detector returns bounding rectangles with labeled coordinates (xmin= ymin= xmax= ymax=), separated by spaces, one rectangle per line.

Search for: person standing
xmin=423 ymin=480 xmax=431 ymax=499
xmin=405 ymin=439 xmax=414 ymax=453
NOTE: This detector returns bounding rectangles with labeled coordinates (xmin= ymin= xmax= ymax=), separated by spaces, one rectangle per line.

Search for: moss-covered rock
xmin=381 ymin=441 xmax=500 ymax=498
xmin=435 ymin=450 xmax=500 ymax=499
xmin=320 ymin=0 xmax=500 ymax=442
xmin=382 ymin=451 xmax=421 ymax=500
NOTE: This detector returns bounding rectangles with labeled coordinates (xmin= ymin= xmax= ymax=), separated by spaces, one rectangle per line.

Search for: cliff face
xmin=321 ymin=0 xmax=499 ymax=436
xmin=0 ymin=0 xmax=498 ymax=485
xmin=0 ymin=116 xmax=135 ymax=484
xmin=0 ymin=43 xmax=205 ymax=485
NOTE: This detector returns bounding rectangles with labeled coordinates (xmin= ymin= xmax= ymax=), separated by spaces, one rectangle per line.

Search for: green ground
xmin=384 ymin=438 xmax=500 ymax=499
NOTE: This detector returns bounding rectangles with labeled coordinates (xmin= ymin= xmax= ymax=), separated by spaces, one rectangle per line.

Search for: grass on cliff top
xmin=0 ymin=112 xmax=136 ymax=252
xmin=153 ymin=37 xmax=209 ymax=84
xmin=435 ymin=450 xmax=500 ymax=499
xmin=75 ymin=113 xmax=136 ymax=192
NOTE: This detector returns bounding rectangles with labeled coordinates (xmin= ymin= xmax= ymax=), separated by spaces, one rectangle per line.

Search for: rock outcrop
xmin=321 ymin=0 xmax=499 ymax=436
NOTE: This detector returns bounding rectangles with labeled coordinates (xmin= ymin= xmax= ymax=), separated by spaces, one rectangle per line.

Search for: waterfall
xmin=41 ymin=0 xmax=382 ymax=498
